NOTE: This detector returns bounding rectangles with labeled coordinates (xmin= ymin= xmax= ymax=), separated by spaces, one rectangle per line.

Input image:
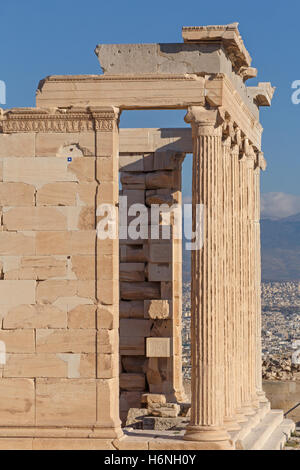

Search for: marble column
xmin=254 ymin=153 xmax=269 ymax=407
xmin=223 ymin=134 xmax=240 ymax=431
xmin=183 ymin=106 xmax=231 ymax=447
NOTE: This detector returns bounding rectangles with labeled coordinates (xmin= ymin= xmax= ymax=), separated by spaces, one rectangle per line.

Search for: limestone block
xmin=3 ymin=256 xmax=68 ymax=281
xmin=0 ymin=280 xmax=36 ymax=307
xmin=77 ymin=182 xmax=97 ymax=206
xmin=0 ymin=379 xmax=35 ymax=425
xmin=120 ymin=336 xmax=145 ymax=356
xmin=120 ymin=373 xmax=145 ymax=391
xmin=149 ymin=403 xmax=180 ymax=418
xmin=3 ymin=207 xmax=67 ymax=231
xmin=146 ymin=338 xmax=171 ymax=357
xmin=97 ymin=378 xmax=120 ymax=428
xmin=141 ymin=393 xmax=167 ymax=406
xmin=36 ymin=280 xmax=77 ymax=303
xmin=3 ymin=157 xmax=78 ymax=183
xmin=148 ymin=243 xmax=172 ymax=263
xmin=71 ymin=255 xmax=95 ymax=280
xmin=0 ymin=330 xmax=35 ymax=353
xmin=97 ymin=329 xmax=118 ymax=354
xmin=120 ymin=319 xmax=152 ymax=338
xmin=120 ymin=300 xmax=144 ymax=319
xmin=161 ymin=281 xmax=172 ymax=299
xmin=125 ymin=408 xmax=149 ymax=426
xmin=36 ymin=329 xmax=96 ymax=353
xmin=97 ymin=279 xmax=119 ymax=305
xmin=122 ymin=189 xmax=145 ymax=206
xmin=120 ymin=282 xmax=160 ymax=300
xmin=36 ymin=379 xmax=97 ymax=426
xmin=120 ymin=391 xmax=143 ymax=412
xmin=0 ymin=182 xmax=35 ymax=206
xmin=68 ymin=305 xmax=96 ymax=329
xmin=120 ymin=263 xmax=145 ymax=282
xmin=148 ymin=263 xmax=172 ymax=282
xmin=151 ymin=319 xmax=173 ymax=337
xmin=0 ymin=133 xmax=35 ymax=158
xmin=0 ymin=232 xmax=35 ymax=256
xmin=119 ymin=155 xmax=143 ymax=172
xmin=36 ymin=182 xmax=78 ymax=206
xmin=35 ymin=132 xmax=95 ymax=157
xmin=146 ymin=190 xmax=175 ymax=206
xmin=96 ymin=305 xmax=116 ymax=329
xmin=121 ymin=356 xmax=147 ymax=374
xmin=97 ymin=253 xmax=118 ymax=281
xmin=32 ymin=439 xmax=115 ymax=451
xmin=0 ymin=439 xmax=34 ymax=450
xmin=154 ymin=152 xmax=183 ymax=170
xmin=3 ymin=353 xmax=67 ymax=377
xmin=0 ymin=161 xmax=3 ymax=181
xmin=97 ymin=181 xmax=117 ymax=204
xmin=120 ymin=172 xmax=145 ymax=189
xmin=144 ymin=300 xmax=170 ymax=319
xmin=3 ymin=304 xmax=67 ymax=329
xmin=145 ymin=171 xmax=173 ymax=189
xmin=96 ymin=130 xmax=117 ymax=157
xmin=97 ymin=156 xmax=118 ymax=182
xmin=71 ymin=231 xmax=96 ymax=255
xmin=67 ymin=158 xmax=96 ymax=182
xmin=120 ymin=245 xmax=147 ymax=263
xmin=97 ymin=353 xmax=118 ymax=379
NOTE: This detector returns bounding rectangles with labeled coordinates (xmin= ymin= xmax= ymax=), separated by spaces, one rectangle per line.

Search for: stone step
xmin=262 ymin=419 xmax=296 ymax=451
xmin=239 ymin=410 xmax=284 ymax=450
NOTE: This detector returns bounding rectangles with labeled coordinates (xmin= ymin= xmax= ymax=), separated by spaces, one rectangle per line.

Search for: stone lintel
xmin=182 ymin=23 xmax=252 ymax=71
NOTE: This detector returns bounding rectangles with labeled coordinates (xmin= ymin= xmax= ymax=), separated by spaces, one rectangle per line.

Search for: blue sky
xmin=1 ymin=0 xmax=300 ymax=214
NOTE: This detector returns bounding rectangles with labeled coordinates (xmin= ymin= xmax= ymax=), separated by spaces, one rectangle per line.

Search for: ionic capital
xmin=184 ymin=106 xmax=223 ymax=136
xmin=256 ymin=152 xmax=267 ymax=171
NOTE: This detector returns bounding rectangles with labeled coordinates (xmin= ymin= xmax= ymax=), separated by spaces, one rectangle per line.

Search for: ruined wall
xmin=0 ymin=108 xmax=122 ymax=444
xmin=119 ymin=151 xmax=185 ymax=422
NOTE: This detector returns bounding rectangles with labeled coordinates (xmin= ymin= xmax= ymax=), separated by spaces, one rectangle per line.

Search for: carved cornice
xmin=0 ymin=106 xmax=119 ymax=134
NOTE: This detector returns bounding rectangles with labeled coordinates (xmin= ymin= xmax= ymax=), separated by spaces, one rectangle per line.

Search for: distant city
xmin=181 ymin=281 xmax=300 ymax=380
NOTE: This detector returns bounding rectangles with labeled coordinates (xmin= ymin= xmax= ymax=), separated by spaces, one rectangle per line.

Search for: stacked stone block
xmin=0 ymin=107 xmax=122 ymax=444
xmin=119 ymin=151 xmax=186 ymax=422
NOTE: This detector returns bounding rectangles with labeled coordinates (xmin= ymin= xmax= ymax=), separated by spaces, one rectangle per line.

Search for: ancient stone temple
xmin=0 ymin=24 xmax=295 ymax=450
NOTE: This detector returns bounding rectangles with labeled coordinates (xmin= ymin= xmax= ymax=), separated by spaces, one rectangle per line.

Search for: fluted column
xmin=222 ymin=134 xmax=240 ymax=431
xmin=254 ymin=153 xmax=269 ymax=406
xmin=183 ymin=106 xmax=231 ymax=447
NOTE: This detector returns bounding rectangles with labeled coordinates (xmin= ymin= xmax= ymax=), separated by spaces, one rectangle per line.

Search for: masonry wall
xmin=119 ymin=151 xmax=185 ymax=422
xmin=0 ymin=111 xmax=121 ymax=440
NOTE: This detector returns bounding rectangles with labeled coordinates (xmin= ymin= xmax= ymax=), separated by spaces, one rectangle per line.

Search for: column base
xmin=184 ymin=425 xmax=231 ymax=444
xmin=224 ymin=416 xmax=242 ymax=432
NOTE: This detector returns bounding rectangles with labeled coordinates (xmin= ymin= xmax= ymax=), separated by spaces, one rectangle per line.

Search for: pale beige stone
xmin=3 ymin=157 xmax=78 ymax=183
xmin=97 ymin=378 xmax=122 ymax=433
xmin=36 ymin=379 xmax=96 ymax=426
xmin=0 ymin=280 xmax=36 ymax=307
xmin=71 ymin=255 xmax=95 ymax=280
xmin=67 ymin=158 xmax=95 ymax=182
xmin=0 ymin=133 xmax=35 ymax=157
xmin=0 ymin=182 xmax=35 ymax=206
xmin=36 ymin=329 xmax=96 ymax=353
xmin=68 ymin=305 xmax=96 ymax=329
xmin=36 ymin=231 xmax=95 ymax=255
xmin=35 ymin=132 xmax=95 ymax=157
xmin=0 ymin=330 xmax=35 ymax=353
xmin=97 ymin=305 xmax=117 ymax=329
xmin=97 ymin=329 xmax=118 ymax=354
xmin=144 ymin=300 xmax=170 ymax=319
xmin=3 ymin=353 xmax=67 ymax=377
xmin=37 ymin=182 xmax=78 ymax=206
xmin=3 ymin=207 xmax=67 ymax=231
xmin=32 ymin=438 xmax=115 ymax=450
xmin=0 ymin=379 xmax=35 ymax=425
xmin=97 ymin=353 xmax=118 ymax=379
xmin=0 ymin=232 xmax=35 ymax=256
xmin=141 ymin=393 xmax=167 ymax=406
xmin=146 ymin=338 xmax=171 ymax=358
xmin=3 ymin=304 xmax=67 ymax=329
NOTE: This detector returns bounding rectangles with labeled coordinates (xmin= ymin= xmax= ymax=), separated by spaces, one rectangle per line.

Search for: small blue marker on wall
xmin=68 ymin=157 xmax=72 ymax=162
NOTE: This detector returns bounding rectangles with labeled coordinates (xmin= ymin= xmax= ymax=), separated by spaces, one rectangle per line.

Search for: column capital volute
xmin=256 ymin=151 xmax=267 ymax=171
xmin=222 ymin=136 xmax=232 ymax=148
xmin=184 ymin=106 xmax=223 ymax=136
